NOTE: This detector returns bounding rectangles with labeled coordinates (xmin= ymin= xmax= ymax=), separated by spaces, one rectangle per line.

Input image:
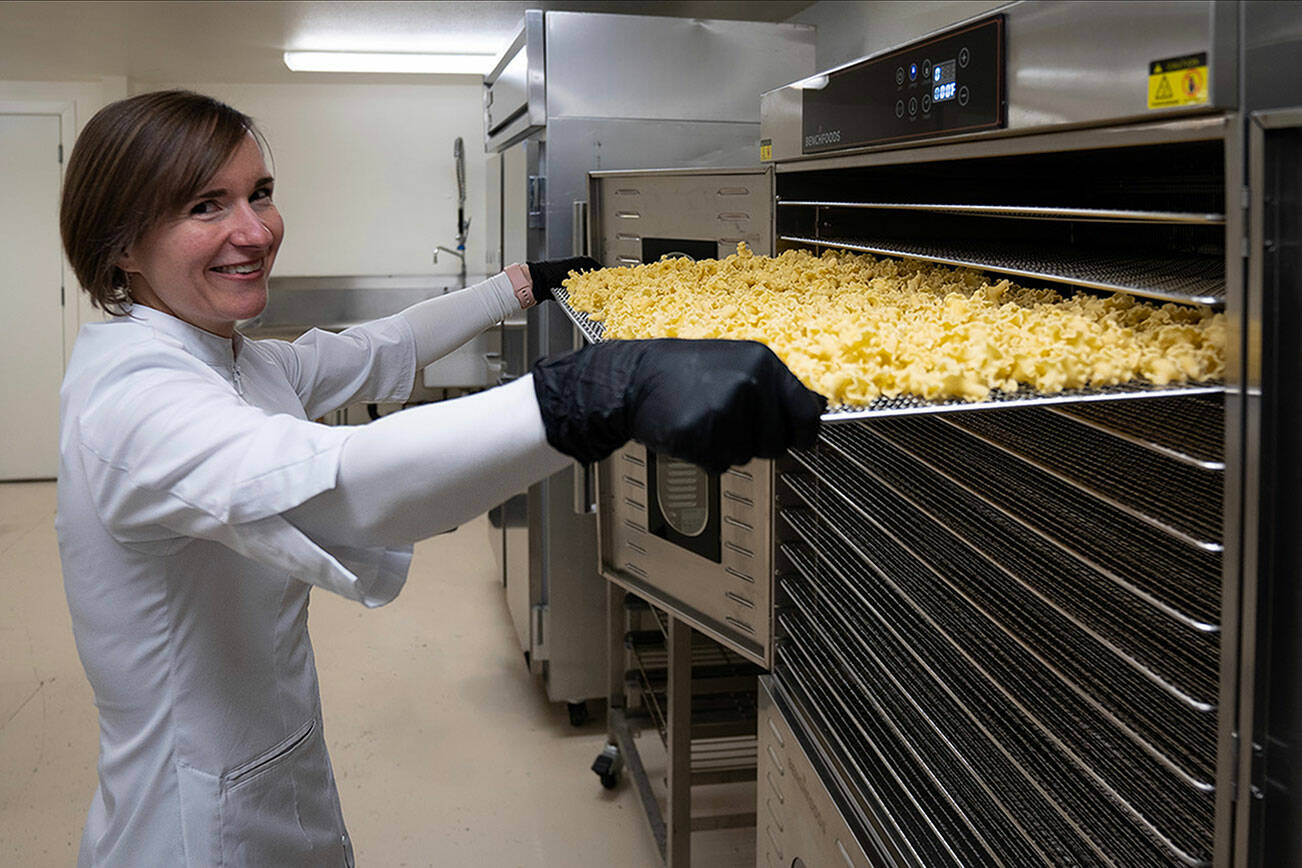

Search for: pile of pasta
xmin=561 ymin=244 xmax=1226 ymax=406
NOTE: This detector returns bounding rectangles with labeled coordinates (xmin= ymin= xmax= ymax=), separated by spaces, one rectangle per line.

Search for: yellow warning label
xmin=760 ymin=139 xmax=773 ymax=162
xmin=1148 ymin=52 xmax=1208 ymax=109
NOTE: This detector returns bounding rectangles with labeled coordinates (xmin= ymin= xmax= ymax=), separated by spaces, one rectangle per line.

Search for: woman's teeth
xmin=212 ymin=261 xmax=261 ymax=275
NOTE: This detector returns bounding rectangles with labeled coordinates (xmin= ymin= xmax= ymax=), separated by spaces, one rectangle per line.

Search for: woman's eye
xmin=190 ymin=200 xmax=220 ymax=216
xmin=252 ymin=187 xmax=274 ymax=203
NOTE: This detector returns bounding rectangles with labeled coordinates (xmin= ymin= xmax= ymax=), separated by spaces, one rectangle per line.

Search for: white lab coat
xmin=59 ymin=269 xmax=576 ymax=866
xmin=58 ymin=305 xmax=423 ymax=867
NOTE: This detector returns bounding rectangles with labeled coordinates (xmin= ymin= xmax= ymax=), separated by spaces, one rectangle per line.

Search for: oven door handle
xmin=573 ymin=460 xmax=596 ymax=514
xmin=571 ymin=199 xmax=589 ymax=257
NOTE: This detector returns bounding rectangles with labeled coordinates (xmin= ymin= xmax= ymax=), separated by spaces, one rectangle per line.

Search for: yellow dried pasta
xmin=561 ymin=244 xmax=1225 ymax=406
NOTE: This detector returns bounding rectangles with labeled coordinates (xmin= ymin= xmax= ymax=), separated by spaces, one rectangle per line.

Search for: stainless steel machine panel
xmin=598 ymin=443 xmax=773 ymax=668
xmin=487 ymin=10 xmax=814 ymax=155
xmin=589 ymin=167 xmax=772 ymax=266
xmin=485 ymin=12 xmax=814 ymax=710
xmin=762 ymin=0 xmax=1237 ymax=162
xmin=544 ymin=118 xmax=766 ymax=267
xmin=500 ymin=137 xmax=540 ymax=660
xmin=587 ymin=167 xmax=778 ymax=667
xmin=544 ymin=12 xmax=814 ymax=124
xmin=483 ymin=151 xmax=503 ymax=274
xmin=483 ymin=10 xmax=545 ymax=152
xmin=799 ymin=14 xmax=1007 ymax=152
xmin=1239 ymin=102 xmax=1302 ymax=868
xmin=758 ymin=676 xmax=874 ymax=868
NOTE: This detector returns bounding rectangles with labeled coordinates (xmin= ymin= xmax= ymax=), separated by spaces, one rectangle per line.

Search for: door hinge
xmin=527 ymin=175 xmax=546 ymax=229
xmin=531 ymin=603 xmax=549 ymax=661
xmin=60 ymin=283 xmax=65 ymax=306
xmin=1240 ymin=185 xmax=1253 ymax=259
xmin=57 ymin=144 xmax=63 ymax=164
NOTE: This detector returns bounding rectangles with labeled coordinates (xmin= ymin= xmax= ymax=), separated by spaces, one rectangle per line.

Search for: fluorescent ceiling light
xmin=283 ymin=51 xmax=495 ymax=75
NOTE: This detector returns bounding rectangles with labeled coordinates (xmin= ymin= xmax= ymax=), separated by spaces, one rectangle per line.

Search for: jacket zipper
xmin=231 ymin=362 xmax=246 ymax=400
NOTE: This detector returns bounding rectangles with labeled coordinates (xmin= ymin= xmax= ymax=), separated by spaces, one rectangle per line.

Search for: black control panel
xmin=802 ymin=15 xmax=1005 ymax=153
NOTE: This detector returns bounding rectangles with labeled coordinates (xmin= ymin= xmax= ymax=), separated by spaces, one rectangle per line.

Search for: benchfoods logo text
xmin=805 ymin=130 xmax=841 ymax=147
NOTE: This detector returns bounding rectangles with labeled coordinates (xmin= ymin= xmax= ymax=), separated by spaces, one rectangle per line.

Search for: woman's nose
xmin=230 ymin=201 xmax=275 ymax=247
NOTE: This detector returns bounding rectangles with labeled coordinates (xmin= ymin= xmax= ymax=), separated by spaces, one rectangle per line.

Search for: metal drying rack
xmin=551 ymin=286 xmax=1223 ymax=422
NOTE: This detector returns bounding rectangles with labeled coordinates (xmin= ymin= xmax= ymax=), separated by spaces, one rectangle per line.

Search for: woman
xmin=57 ymin=90 xmax=822 ymax=867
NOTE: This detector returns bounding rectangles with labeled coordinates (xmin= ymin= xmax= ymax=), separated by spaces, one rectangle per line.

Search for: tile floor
xmin=0 ymin=480 xmax=753 ymax=866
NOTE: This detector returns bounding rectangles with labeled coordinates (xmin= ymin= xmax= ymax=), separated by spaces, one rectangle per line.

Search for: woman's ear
xmin=116 ymin=246 xmax=139 ymax=274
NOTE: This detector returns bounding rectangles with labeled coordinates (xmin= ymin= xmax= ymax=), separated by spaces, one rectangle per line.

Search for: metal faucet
xmin=433 ymin=245 xmax=466 ymax=281
xmin=433 ymin=137 xmax=471 ymax=283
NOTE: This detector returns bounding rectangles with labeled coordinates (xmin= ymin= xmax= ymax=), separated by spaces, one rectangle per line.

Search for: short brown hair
xmin=60 ymin=90 xmax=266 ymax=314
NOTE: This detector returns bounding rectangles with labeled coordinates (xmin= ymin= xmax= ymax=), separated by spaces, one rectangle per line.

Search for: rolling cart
xmin=593 ymin=588 xmax=761 ymax=866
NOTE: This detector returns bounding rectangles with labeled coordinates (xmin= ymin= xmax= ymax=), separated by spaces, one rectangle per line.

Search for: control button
xmin=895 ymin=99 xmax=905 ymax=118
xmin=959 ymin=47 xmax=970 ymax=68
xmin=895 ymin=66 xmax=905 ymax=86
xmin=922 ymin=59 xmax=932 ymax=80
xmin=958 ymin=85 xmax=970 ymax=106
xmin=921 ymin=93 xmax=932 ymax=112
xmin=908 ymin=96 xmax=918 ymax=116
xmin=909 ymin=63 xmax=918 ymax=81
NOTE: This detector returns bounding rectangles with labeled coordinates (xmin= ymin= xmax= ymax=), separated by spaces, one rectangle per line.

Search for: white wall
xmin=0 ymin=71 xmax=489 ymax=378
xmin=0 ymin=76 xmax=127 ymax=355
xmin=0 ymin=76 xmax=125 ymax=131
xmin=789 ymin=0 xmax=1007 ymax=71
xmin=135 ymin=80 xmax=485 ymax=278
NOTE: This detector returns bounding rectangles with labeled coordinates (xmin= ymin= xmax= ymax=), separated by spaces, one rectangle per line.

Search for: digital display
xmin=801 ymin=14 xmax=1004 ymax=153
xmin=933 ymin=59 xmax=958 ymax=102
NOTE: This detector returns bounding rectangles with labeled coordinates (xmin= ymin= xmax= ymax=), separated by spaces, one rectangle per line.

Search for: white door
xmin=0 ymin=114 xmax=64 ymax=480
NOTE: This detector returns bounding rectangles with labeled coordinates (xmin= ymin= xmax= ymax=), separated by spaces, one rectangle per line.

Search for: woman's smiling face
xmin=119 ymin=134 xmax=283 ymax=337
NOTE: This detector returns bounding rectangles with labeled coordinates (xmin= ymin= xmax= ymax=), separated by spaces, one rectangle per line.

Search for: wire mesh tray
xmin=776 ymin=200 xmax=1227 ymax=225
xmin=552 ymin=285 xmax=1224 ymax=423
xmin=779 ymin=235 xmax=1225 ymax=307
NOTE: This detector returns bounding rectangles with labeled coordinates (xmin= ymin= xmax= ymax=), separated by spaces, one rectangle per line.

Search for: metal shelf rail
xmin=597 ymin=590 xmax=761 ymax=866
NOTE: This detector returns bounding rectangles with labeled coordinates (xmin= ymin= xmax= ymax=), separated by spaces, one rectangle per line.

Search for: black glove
xmin=531 ymin=339 xmax=826 ymax=474
xmin=526 ymin=256 xmax=602 ymax=303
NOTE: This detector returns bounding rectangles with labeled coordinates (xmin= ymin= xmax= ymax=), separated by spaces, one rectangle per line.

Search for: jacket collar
xmin=119 ymin=304 xmax=245 ymax=368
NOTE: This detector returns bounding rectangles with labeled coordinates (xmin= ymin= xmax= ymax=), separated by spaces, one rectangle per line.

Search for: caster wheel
xmin=567 ymin=701 xmax=589 ymax=727
xmin=592 ymin=743 xmax=622 ymax=789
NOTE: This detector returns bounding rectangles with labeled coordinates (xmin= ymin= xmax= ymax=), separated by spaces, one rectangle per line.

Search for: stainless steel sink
xmin=238 ymin=274 xmax=519 ymax=389
xmin=239 ymin=274 xmax=488 ymax=338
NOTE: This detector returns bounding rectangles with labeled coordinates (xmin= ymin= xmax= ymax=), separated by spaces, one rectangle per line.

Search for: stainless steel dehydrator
xmin=755 ymin=3 xmax=1302 ymax=866
xmin=560 ymin=3 xmax=1302 ymax=865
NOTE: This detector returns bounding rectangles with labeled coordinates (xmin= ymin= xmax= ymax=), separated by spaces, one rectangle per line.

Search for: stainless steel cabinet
xmin=482 ymin=10 xmax=814 ymax=710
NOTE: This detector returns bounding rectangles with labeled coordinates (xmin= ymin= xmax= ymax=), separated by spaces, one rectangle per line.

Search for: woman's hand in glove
xmin=531 ymin=339 xmax=826 ymax=474
xmin=525 ymin=257 xmax=602 ymax=303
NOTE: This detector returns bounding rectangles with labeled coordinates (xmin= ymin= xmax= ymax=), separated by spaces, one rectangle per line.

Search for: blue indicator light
xmin=909 ymin=63 xmax=917 ymax=80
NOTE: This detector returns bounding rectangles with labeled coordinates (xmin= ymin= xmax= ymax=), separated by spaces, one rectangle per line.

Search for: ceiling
xmin=0 ymin=1 xmax=815 ymax=86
